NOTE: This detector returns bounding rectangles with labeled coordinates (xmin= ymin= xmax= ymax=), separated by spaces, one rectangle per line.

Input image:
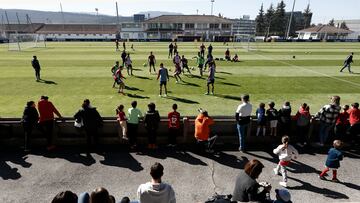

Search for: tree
xmin=328 ymin=18 xmax=335 ymax=26
xmin=273 ymin=0 xmax=286 ymax=36
xmin=340 ymin=21 xmax=349 ymax=30
xmin=265 ymin=3 xmax=275 ymax=37
xmin=256 ymin=3 xmax=266 ymax=36
xmin=303 ymin=4 xmax=312 ymax=29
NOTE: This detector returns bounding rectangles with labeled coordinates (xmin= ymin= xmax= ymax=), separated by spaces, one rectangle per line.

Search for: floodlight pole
xmin=211 ymin=0 xmax=215 ymax=16
xmin=286 ymin=0 xmax=296 ymax=39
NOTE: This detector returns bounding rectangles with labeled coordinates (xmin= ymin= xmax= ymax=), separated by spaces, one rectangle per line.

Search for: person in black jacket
xmin=278 ymin=101 xmax=292 ymax=137
xmin=31 ymin=56 xmax=41 ymax=81
xmin=340 ymin=52 xmax=354 ymax=73
xmin=232 ymin=159 xmax=271 ymax=202
xmin=144 ymin=102 xmax=160 ymax=149
xmin=22 ymin=101 xmax=39 ymax=152
xmin=74 ymin=99 xmax=103 ymax=151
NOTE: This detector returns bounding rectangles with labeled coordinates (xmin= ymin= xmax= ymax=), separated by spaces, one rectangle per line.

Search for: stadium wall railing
xmin=0 ymin=117 xmax=322 ymax=147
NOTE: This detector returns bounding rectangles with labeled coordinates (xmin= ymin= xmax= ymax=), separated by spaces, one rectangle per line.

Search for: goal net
xmin=8 ymin=33 xmax=46 ymax=51
xmin=233 ymin=34 xmax=256 ymax=52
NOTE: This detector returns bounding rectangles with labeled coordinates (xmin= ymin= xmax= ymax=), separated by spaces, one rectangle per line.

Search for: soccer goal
xmin=233 ymin=34 xmax=256 ymax=52
xmin=8 ymin=33 xmax=46 ymax=51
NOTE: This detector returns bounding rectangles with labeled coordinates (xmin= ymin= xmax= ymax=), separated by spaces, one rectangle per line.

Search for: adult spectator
xmin=78 ymin=187 xmax=115 ymax=203
xmin=51 ymin=191 xmax=77 ymax=203
xmin=31 ymin=55 xmax=41 ymax=81
xmin=278 ymin=101 xmax=292 ymax=137
xmin=348 ymin=102 xmax=360 ymax=144
xmin=137 ymin=162 xmax=176 ymax=203
xmin=144 ymin=103 xmax=161 ymax=149
xmin=194 ymin=109 xmax=216 ymax=153
xmin=38 ymin=95 xmax=62 ymax=151
xmin=232 ymin=159 xmax=271 ymax=202
xmin=128 ymin=101 xmax=143 ymax=149
xmin=21 ymin=101 xmax=39 ymax=152
xmin=236 ymin=94 xmax=252 ymax=152
xmin=340 ymin=52 xmax=354 ymax=73
xmin=315 ymin=96 xmax=341 ymax=146
xmin=74 ymin=99 xmax=103 ymax=151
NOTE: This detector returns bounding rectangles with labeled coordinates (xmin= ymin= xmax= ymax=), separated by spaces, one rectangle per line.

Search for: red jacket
xmin=38 ymin=99 xmax=61 ymax=123
xmin=348 ymin=108 xmax=360 ymax=125
xmin=168 ymin=111 xmax=180 ymax=129
xmin=336 ymin=111 xmax=350 ymax=125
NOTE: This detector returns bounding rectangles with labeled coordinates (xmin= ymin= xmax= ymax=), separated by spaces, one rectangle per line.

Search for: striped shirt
xmin=317 ymin=104 xmax=341 ymax=124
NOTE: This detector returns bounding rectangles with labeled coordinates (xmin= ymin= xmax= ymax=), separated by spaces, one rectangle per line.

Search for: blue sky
xmin=1 ymin=0 xmax=359 ymax=23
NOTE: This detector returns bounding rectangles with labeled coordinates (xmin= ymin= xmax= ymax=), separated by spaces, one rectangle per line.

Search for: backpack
xmin=205 ymin=194 xmax=236 ymax=203
xmin=297 ymin=112 xmax=310 ymax=126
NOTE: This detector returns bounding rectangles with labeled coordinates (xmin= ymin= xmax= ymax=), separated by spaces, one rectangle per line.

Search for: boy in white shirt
xmin=273 ymin=136 xmax=299 ymax=188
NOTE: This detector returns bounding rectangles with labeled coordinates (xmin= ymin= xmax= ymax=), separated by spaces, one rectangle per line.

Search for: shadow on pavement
xmin=0 ymin=153 xmax=32 ymax=180
xmin=100 ymin=152 xmax=143 ymax=172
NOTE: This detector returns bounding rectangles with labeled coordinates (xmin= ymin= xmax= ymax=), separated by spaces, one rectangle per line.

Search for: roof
xmin=145 ymin=15 xmax=233 ymax=24
xmin=36 ymin=24 xmax=119 ymax=34
xmin=296 ymin=25 xmax=352 ymax=34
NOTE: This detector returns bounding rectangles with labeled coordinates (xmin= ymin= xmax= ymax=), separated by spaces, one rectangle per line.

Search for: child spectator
xmin=319 ymin=140 xmax=344 ymax=182
xmin=273 ymin=136 xmax=299 ymax=188
xmin=348 ymin=103 xmax=360 ymax=144
xmin=144 ymin=103 xmax=161 ymax=149
xmin=128 ymin=101 xmax=143 ymax=150
xmin=256 ymin=103 xmax=266 ymax=136
xmin=278 ymin=102 xmax=292 ymax=137
xmin=21 ymin=101 xmax=39 ymax=152
xmin=266 ymin=101 xmax=278 ymax=137
xmin=116 ymin=104 xmax=128 ymax=140
xmin=335 ymin=105 xmax=350 ymax=140
xmin=294 ymin=103 xmax=311 ymax=147
xmin=51 ymin=191 xmax=77 ymax=203
xmin=168 ymin=104 xmax=180 ymax=147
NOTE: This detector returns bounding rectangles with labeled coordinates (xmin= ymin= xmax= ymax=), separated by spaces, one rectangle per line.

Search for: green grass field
xmin=0 ymin=42 xmax=359 ymax=117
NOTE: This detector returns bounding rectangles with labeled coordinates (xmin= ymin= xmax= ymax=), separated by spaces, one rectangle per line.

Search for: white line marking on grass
xmin=251 ymin=51 xmax=360 ymax=88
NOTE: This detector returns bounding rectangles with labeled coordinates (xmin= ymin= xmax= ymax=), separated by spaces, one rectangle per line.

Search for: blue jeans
xmin=319 ymin=122 xmax=333 ymax=145
xmin=237 ymin=123 xmax=248 ymax=150
xmin=78 ymin=192 xmax=89 ymax=203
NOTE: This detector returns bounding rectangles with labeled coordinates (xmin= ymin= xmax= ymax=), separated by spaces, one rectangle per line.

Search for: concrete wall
xmin=0 ymin=117 xmax=321 ymax=148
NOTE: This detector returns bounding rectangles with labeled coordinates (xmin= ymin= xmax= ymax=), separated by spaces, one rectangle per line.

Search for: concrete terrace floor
xmin=0 ymin=146 xmax=359 ymax=203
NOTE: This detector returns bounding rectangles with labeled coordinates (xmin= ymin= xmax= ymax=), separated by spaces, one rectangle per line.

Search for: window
xmin=209 ymin=24 xmax=219 ymax=29
xmin=185 ymin=23 xmax=195 ymax=29
xmin=149 ymin=23 xmax=158 ymax=29
xmin=197 ymin=23 xmax=208 ymax=29
xmin=173 ymin=23 xmax=183 ymax=29
xmin=222 ymin=24 xmax=231 ymax=29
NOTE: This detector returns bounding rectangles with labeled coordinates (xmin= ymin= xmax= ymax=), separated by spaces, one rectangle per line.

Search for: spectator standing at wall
xmin=74 ymin=99 xmax=103 ymax=151
xmin=256 ymin=103 xmax=266 ymax=137
xmin=31 ymin=55 xmax=41 ymax=82
xmin=137 ymin=162 xmax=176 ymax=203
xmin=319 ymin=140 xmax=343 ymax=182
xmin=194 ymin=109 xmax=217 ymax=153
xmin=21 ymin=101 xmax=39 ymax=152
xmin=266 ymin=102 xmax=279 ymax=137
xmin=273 ymin=136 xmax=299 ymax=188
xmin=348 ymin=102 xmax=360 ymax=144
xmin=144 ymin=103 xmax=161 ymax=149
xmin=232 ymin=159 xmax=271 ymax=202
xmin=38 ymin=95 xmax=62 ymax=151
xmin=335 ymin=105 xmax=350 ymax=140
xmin=235 ymin=94 xmax=252 ymax=152
xmin=116 ymin=104 xmax=128 ymax=140
xmin=128 ymin=101 xmax=143 ymax=150
xmin=315 ymin=96 xmax=341 ymax=146
xmin=278 ymin=102 xmax=292 ymax=137
xmin=294 ymin=103 xmax=311 ymax=147
xmin=167 ymin=104 xmax=180 ymax=147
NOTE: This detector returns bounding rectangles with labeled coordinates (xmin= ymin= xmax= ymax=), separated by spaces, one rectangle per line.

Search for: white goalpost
xmin=233 ymin=34 xmax=256 ymax=52
xmin=8 ymin=33 xmax=46 ymax=51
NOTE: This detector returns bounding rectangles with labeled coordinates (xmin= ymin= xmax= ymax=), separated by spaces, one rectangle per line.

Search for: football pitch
xmin=0 ymin=42 xmax=359 ymax=117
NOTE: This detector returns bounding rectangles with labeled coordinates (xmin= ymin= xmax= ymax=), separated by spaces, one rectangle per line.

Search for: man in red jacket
xmin=38 ymin=95 xmax=62 ymax=151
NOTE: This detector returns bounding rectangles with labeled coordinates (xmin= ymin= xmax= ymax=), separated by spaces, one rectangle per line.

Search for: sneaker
xmin=164 ymin=94 xmax=167 ymax=97
xmin=331 ymin=178 xmax=340 ymax=183
xmin=159 ymin=94 xmax=162 ymax=97
xmin=279 ymin=181 xmax=288 ymax=187
xmin=211 ymin=92 xmax=214 ymax=95
xmin=319 ymin=175 xmax=326 ymax=180
xmin=122 ymin=136 xmax=129 ymax=140
xmin=175 ymin=81 xmax=179 ymax=84
xmin=204 ymin=92 xmax=209 ymax=95
xmin=273 ymin=168 xmax=279 ymax=175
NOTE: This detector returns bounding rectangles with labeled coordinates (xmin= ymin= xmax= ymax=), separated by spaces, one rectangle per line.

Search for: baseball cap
xmin=276 ymin=189 xmax=291 ymax=202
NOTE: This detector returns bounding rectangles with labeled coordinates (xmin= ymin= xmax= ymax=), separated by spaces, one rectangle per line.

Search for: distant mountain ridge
xmin=0 ymin=9 xmax=183 ymax=24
